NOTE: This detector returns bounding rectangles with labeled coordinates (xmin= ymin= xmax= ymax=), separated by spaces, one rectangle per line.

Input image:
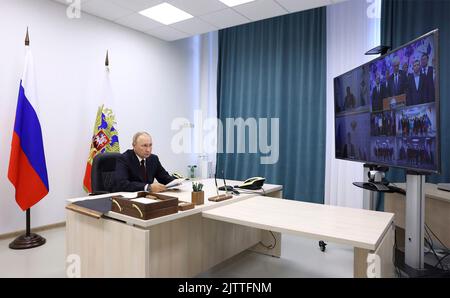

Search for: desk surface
xmin=67 ymin=179 xmax=282 ymax=228
xmin=202 ymin=196 xmax=394 ymax=250
xmin=392 ymin=183 xmax=450 ymax=203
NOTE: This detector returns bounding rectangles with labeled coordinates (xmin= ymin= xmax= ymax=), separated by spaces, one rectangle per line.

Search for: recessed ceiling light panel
xmin=139 ymin=3 xmax=193 ymax=25
xmin=219 ymin=0 xmax=256 ymax=7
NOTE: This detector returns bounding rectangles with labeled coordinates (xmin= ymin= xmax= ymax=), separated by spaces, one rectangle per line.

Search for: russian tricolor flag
xmin=8 ymin=47 xmax=49 ymax=211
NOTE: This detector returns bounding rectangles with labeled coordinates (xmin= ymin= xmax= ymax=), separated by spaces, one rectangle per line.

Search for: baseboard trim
xmin=0 ymin=222 xmax=66 ymax=240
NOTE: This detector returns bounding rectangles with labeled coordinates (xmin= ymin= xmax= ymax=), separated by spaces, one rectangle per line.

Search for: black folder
xmin=73 ymin=197 xmax=113 ymax=214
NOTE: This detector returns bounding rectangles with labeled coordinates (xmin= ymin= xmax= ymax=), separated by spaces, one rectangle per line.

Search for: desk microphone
xmin=209 ymin=172 xmax=233 ymax=202
xmin=214 ymin=173 xmax=219 ymax=196
xmin=218 ymin=170 xmax=239 ymax=195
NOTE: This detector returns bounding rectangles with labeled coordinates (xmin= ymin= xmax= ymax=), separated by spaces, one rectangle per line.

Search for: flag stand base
xmin=9 ymin=233 xmax=46 ymax=250
xmin=9 ymin=209 xmax=46 ymax=250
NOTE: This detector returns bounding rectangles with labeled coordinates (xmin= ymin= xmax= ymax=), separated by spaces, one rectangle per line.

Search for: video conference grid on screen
xmin=334 ymin=31 xmax=439 ymax=172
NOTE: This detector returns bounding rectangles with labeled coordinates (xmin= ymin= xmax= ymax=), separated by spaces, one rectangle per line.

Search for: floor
xmin=0 ymin=226 xmax=354 ymax=278
xmin=0 ymin=228 xmax=66 ymax=278
xmin=199 ymin=235 xmax=354 ymax=278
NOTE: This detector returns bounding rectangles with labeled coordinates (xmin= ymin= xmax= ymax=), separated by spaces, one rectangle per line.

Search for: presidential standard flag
xmin=83 ymin=61 xmax=120 ymax=193
xmin=8 ymin=46 xmax=49 ymax=211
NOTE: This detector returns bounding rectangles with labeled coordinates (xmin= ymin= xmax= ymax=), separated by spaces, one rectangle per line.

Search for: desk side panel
xmin=385 ymin=193 xmax=450 ymax=248
xmin=384 ymin=193 xmax=406 ymax=228
xmin=249 ymin=190 xmax=283 ymax=257
xmin=66 ymin=210 xmax=105 ymax=277
xmin=354 ymin=222 xmax=395 ymax=278
xmin=103 ymin=219 xmax=149 ymax=277
xmin=147 ymin=213 xmax=203 ymax=277
xmin=202 ymin=218 xmax=261 ymax=271
xmin=66 ymin=210 xmax=149 ymax=277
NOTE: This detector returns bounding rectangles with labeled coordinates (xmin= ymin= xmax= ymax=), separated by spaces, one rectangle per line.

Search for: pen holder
xmin=191 ymin=191 xmax=204 ymax=205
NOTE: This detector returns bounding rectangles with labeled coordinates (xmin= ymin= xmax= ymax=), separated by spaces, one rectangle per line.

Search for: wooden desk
xmin=66 ymin=179 xmax=283 ymax=277
xmin=66 ymin=180 xmax=395 ymax=277
xmin=203 ymin=196 xmax=395 ymax=278
xmin=385 ymin=183 xmax=450 ymax=248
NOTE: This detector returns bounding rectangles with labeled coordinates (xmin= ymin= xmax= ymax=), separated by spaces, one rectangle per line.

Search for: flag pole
xmin=25 ymin=27 xmax=30 ymax=46
xmin=26 ymin=209 xmax=31 ymax=237
xmin=9 ymin=208 xmax=46 ymax=250
xmin=9 ymin=28 xmax=46 ymax=250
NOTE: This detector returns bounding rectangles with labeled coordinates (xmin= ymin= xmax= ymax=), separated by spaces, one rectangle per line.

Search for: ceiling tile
xmin=168 ymin=0 xmax=228 ymax=16
xmin=81 ymin=0 xmax=134 ymax=21
xmin=145 ymin=26 xmax=190 ymax=41
xmin=275 ymin=0 xmax=331 ymax=12
xmin=170 ymin=17 xmax=218 ymax=35
xmin=52 ymin=0 xmax=89 ymax=5
xmin=54 ymin=0 xmax=342 ymax=41
xmin=114 ymin=13 xmax=162 ymax=32
xmin=330 ymin=0 xmax=349 ymax=4
xmin=199 ymin=8 xmax=249 ymax=29
xmin=233 ymin=0 xmax=287 ymax=21
xmin=109 ymin=0 xmax=164 ymax=12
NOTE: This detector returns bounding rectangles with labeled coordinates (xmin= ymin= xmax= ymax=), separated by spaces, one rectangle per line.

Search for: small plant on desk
xmin=192 ymin=182 xmax=203 ymax=192
xmin=191 ymin=182 xmax=204 ymax=205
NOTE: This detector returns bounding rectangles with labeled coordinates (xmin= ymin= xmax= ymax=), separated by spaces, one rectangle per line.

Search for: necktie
xmin=140 ymin=160 xmax=147 ymax=182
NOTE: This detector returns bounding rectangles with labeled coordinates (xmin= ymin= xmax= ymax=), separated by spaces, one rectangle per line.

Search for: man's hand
xmin=151 ymin=182 xmax=167 ymax=193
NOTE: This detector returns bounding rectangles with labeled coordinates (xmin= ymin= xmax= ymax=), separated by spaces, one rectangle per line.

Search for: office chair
xmin=91 ymin=152 xmax=122 ymax=194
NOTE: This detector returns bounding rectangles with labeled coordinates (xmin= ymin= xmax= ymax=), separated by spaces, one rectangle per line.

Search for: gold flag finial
xmin=25 ymin=27 xmax=30 ymax=46
xmin=105 ymin=50 xmax=109 ymax=67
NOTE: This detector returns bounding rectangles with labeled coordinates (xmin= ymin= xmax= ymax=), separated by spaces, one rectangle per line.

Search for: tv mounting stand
xmin=355 ymin=181 xmax=390 ymax=192
xmin=353 ymin=164 xmax=403 ymax=194
xmin=355 ymin=164 xmax=431 ymax=274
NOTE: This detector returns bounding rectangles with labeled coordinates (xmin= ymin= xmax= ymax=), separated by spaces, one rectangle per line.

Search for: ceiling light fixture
xmin=218 ymin=0 xmax=256 ymax=7
xmin=139 ymin=2 xmax=193 ymax=25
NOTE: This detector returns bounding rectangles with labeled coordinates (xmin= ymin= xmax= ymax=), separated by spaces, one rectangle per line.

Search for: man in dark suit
xmin=371 ymin=73 xmax=385 ymax=112
xmin=384 ymin=69 xmax=392 ymax=98
xmin=344 ymin=86 xmax=356 ymax=110
xmin=114 ymin=132 xmax=174 ymax=192
xmin=388 ymin=57 xmax=407 ymax=96
xmin=420 ymin=53 xmax=435 ymax=102
xmin=342 ymin=132 xmax=356 ymax=159
xmin=406 ymin=60 xmax=426 ymax=106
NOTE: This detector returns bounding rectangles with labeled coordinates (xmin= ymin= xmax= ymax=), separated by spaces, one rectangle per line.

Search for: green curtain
xmin=381 ymin=0 xmax=450 ymax=184
xmin=216 ymin=8 xmax=326 ymax=203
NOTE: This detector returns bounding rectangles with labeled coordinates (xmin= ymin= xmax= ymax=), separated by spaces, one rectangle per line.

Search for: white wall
xmin=325 ymin=0 xmax=381 ymax=208
xmin=0 ymin=0 xmax=215 ymax=234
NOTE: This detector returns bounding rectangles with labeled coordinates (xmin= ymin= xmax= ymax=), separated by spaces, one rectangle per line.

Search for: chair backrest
xmin=91 ymin=152 xmax=122 ymax=193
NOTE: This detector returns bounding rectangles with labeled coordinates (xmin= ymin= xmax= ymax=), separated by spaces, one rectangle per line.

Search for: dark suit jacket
xmin=114 ymin=149 xmax=174 ymax=192
xmin=384 ymin=80 xmax=392 ymax=98
xmin=422 ymin=66 xmax=435 ymax=102
xmin=371 ymin=84 xmax=386 ymax=112
xmin=406 ymin=73 xmax=426 ymax=106
xmin=342 ymin=143 xmax=356 ymax=159
xmin=388 ymin=70 xmax=407 ymax=96
xmin=344 ymin=93 xmax=356 ymax=110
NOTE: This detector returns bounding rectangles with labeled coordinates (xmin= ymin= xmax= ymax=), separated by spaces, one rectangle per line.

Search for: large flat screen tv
xmin=334 ymin=29 xmax=440 ymax=173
